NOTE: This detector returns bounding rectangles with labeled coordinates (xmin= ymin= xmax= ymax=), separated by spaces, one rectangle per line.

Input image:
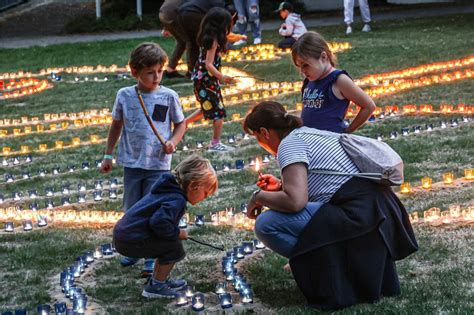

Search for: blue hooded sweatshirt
xmin=113 ymin=173 xmax=187 ymax=242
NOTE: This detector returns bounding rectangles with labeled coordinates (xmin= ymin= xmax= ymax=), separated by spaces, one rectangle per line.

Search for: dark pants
xmin=161 ymin=18 xmax=187 ymax=70
xmin=114 ymin=236 xmax=186 ymax=265
xmin=278 ymin=36 xmax=296 ymax=49
xmin=177 ymin=10 xmax=203 ymax=73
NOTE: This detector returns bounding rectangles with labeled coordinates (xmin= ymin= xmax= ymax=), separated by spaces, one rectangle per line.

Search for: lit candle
xmin=55 ymin=140 xmax=64 ymax=149
xmin=400 ymin=182 xmax=411 ymax=194
xmin=191 ymin=293 xmax=205 ymax=312
xmin=72 ymin=137 xmax=81 ymax=146
xmin=194 ymin=214 xmax=205 ymax=226
xmin=464 ymin=169 xmax=473 ymax=180
xmin=2 ymin=147 xmax=11 ymax=155
xmin=443 ymin=172 xmax=454 ymax=185
xmin=37 ymin=304 xmax=51 ymax=315
xmin=184 ymin=285 xmax=195 ymax=298
xmin=424 ymin=207 xmax=441 ymax=222
xmin=421 ymin=176 xmax=432 ymax=189
xmin=4 ymin=221 xmax=14 ymax=232
xmin=175 ymin=292 xmax=188 ymax=306
xmin=39 ymin=143 xmax=47 ymax=151
xmin=23 ymin=220 xmax=33 ymax=231
xmin=449 ymin=205 xmax=461 ymax=218
xmin=219 ymin=292 xmax=232 ymax=309
xmin=232 ymin=113 xmax=241 ymax=121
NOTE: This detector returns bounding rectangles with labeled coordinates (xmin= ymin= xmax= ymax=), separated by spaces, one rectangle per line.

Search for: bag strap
xmin=309 ymin=169 xmax=384 ymax=181
xmin=134 ymin=86 xmax=166 ymax=146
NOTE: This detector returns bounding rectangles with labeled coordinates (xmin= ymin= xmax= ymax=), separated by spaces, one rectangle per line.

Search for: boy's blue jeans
xmin=123 ymin=167 xmax=169 ymax=211
xmin=234 ymin=0 xmax=261 ymax=39
xmin=255 ymin=202 xmax=323 ymax=258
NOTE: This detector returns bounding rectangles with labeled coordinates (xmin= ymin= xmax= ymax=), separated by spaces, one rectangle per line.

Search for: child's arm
xmin=185 ymin=109 xmax=204 ymax=127
xmin=100 ymin=119 xmax=123 ymax=173
xmin=227 ymin=32 xmax=247 ymax=43
xmin=205 ymin=40 xmax=233 ymax=84
xmin=335 ymin=74 xmax=376 ymax=133
xmin=279 ymin=19 xmax=294 ymax=37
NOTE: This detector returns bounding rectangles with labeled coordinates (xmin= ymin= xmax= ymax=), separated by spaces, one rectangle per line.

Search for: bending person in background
xmin=232 ymin=0 xmax=262 ymax=46
xmin=243 ymin=101 xmax=418 ymax=310
xmin=159 ymin=0 xmax=188 ymax=79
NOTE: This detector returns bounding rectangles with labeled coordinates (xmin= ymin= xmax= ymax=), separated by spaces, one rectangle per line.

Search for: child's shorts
xmin=194 ymin=82 xmax=226 ymax=120
xmin=114 ymin=236 xmax=185 ymax=265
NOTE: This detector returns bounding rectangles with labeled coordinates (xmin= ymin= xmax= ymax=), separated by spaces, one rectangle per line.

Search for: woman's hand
xmin=178 ymin=229 xmax=188 ymax=240
xmin=257 ymin=174 xmax=281 ymax=191
xmin=246 ymin=190 xmax=263 ymax=220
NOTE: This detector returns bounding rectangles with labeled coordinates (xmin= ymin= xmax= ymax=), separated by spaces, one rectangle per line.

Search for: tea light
xmin=233 ymin=246 xmax=245 ymax=259
xmin=38 ymin=143 xmax=47 ymax=151
xmin=37 ymin=304 xmax=51 ymax=315
xmin=37 ymin=215 xmax=48 ymax=227
xmin=424 ymin=207 xmax=441 ymax=222
xmin=227 ymin=135 xmax=235 ymax=144
xmin=13 ymin=157 xmax=20 ymax=165
xmin=45 ymin=187 xmax=54 ymax=197
xmin=191 ymin=293 xmax=205 ymax=312
xmin=25 ymin=154 xmax=32 ymax=163
xmin=93 ymin=191 xmax=103 ymax=201
xmin=462 ymin=116 xmax=470 ymax=123
xmin=401 ymin=128 xmax=409 ymax=136
xmin=223 ymin=163 xmax=231 ymax=172
xmin=175 ymin=292 xmax=188 ymax=306
xmin=72 ymin=137 xmax=81 ymax=146
xmin=39 ymin=169 xmax=46 ymax=176
xmin=450 ymin=118 xmax=458 ymax=127
xmin=389 ymin=131 xmax=398 ymax=139
xmin=440 ymin=121 xmax=447 ymax=129
xmin=68 ymin=164 xmax=76 ymax=172
xmin=13 ymin=192 xmax=21 ymax=201
xmin=73 ymin=294 xmax=87 ymax=314
xmin=89 ymin=134 xmax=99 ymax=143
xmin=409 ymin=212 xmax=419 ymax=223
xmin=15 ymin=309 xmax=27 ymax=315
xmin=178 ymin=216 xmax=188 ymax=228
xmin=233 ymin=274 xmax=246 ymax=292
xmin=240 ymin=288 xmax=254 ymax=304
xmin=235 ymin=159 xmax=245 ymax=170
xmin=55 ymin=140 xmax=64 ymax=149
xmin=443 ymin=172 xmax=454 ymax=185
xmin=29 ymin=190 xmax=38 ymax=199
xmin=45 ymin=199 xmax=54 ymax=209
xmin=215 ymin=282 xmax=227 ymax=295
xmin=253 ymin=239 xmax=265 ymax=249
xmin=196 ymin=141 xmax=204 ymax=149
xmin=225 ymin=268 xmax=237 ymax=281
xmin=95 ymin=180 xmax=103 ymax=190
xmin=184 ymin=285 xmax=195 ymax=298
xmin=78 ymin=194 xmax=86 ymax=203
xmin=21 ymin=145 xmax=30 ymax=153
xmin=53 ymin=167 xmax=61 ymax=175
xmin=62 ymin=185 xmax=70 ymax=195
xmin=62 ymin=197 xmax=71 ymax=205
xmin=2 ymin=146 xmax=11 ymax=155
xmin=421 ymin=176 xmax=432 ymax=189
xmin=5 ymin=174 xmax=14 ymax=183
xmin=109 ymin=189 xmax=117 ymax=199
xmin=376 ymin=134 xmax=383 ymax=141
xmin=195 ymin=214 xmax=205 ymax=226
xmin=413 ymin=126 xmax=422 ymax=134
xmin=30 ymin=203 xmax=38 ymax=211
xmin=78 ymin=183 xmax=87 ymax=192
xmin=93 ymin=247 xmax=103 ymax=259
xmin=4 ymin=221 xmax=14 ymax=232
xmin=262 ymin=155 xmax=271 ymax=163
xmin=23 ymin=220 xmax=33 ymax=231
xmin=0 ymin=194 xmax=3 ymax=203
xmin=54 ymin=302 xmax=67 ymax=315
xmin=109 ymin=178 xmax=118 ymax=188
xmin=22 ymin=172 xmax=30 ymax=179
xmin=449 ymin=205 xmax=461 ymax=218
xmin=2 ymin=159 xmax=7 ymax=166
xmin=465 ymin=169 xmax=474 ymax=180
xmin=219 ymin=292 xmax=232 ymax=309
xmin=36 ymin=124 xmax=44 ymax=132
xmin=242 ymin=241 xmax=254 ymax=254
xmin=82 ymin=161 xmax=90 ymax=170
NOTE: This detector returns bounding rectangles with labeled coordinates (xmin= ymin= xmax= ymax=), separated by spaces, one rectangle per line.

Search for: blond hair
xmin=129 ymin=42 xmax=168 ymax=71
xmin=291 ymin=31 xmax=337 ymax=67
xmin=174 ymin=154 xmax=218 ymax=194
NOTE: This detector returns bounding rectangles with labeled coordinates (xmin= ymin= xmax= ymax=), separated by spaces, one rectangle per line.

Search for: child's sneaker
xmin=166 ymin=278 xmax=187 ymax=291
xmin=253 ymin=37 xmax=262 ymax=45
xmin=208 ymin=143 xmax=234 ymax=152
xmin=142 ymin=280 xmax=179 ymax=298
xmin=120 ymin=256 xmax=140 ymax=267
xmin=362 ymin=24 xmax=371 ymax=32
xmin=346 ymin=26 xmax=353 ymax=34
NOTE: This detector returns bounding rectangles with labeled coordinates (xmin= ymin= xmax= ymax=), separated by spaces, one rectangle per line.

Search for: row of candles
xmin=346 ymin=103 xmax=473 ymax=118
xmin=0 ymin=179 xmax=121 ymax=205
xmin=0 ymin=78 xmax=50 ymax=100
xmin=355 ymin=55 xmax=474 ymax=86
xmin=400 ymin=169 xmax=474 ymax=194
xmin=2 ymin=159 xmax=111 ymax=182
xmin=375 ymin=116 xmax=471 ymax=141
xmin=0 ymin=116 xmax=112 ymax=138
xmin=0 ymin=108 xmax=110 ymax=127
xmin=365 ymin=68 xmax=473 ymax=98
xmin=0 ymin=243 xmax=115 ymax=313
xmin=175 ymin=239 xmax=265 ymax=310
xmin=1 ymin=134 xmax=103 ymax=156
xmin=409 ymin=204 xmax=474 ymax=225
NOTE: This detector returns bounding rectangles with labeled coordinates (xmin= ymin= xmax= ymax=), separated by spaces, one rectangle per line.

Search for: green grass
xmin=0 ymin=12 xmax=473 ymax=314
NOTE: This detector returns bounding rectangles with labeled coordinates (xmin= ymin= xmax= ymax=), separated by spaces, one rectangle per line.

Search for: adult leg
xmin=358 ymin=0 xmax=371 ymax=24
xmin=178 ymin=11 xmax=202 ymax=74
xmin=165 ymin=21 xmax=187 ymax=72
xmin=248 ymin=0 xmax=261 ymax=42
xmin=255 ymin=202 xmax=322 ymax=258
xmin=234 ymin=0 xmax=248 ymax=36
xmin=343 ymin=0 xmax=354 ymax=25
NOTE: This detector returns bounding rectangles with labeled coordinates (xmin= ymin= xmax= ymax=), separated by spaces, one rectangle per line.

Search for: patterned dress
xmin=192 ymin=46 xmax=227 ymax=120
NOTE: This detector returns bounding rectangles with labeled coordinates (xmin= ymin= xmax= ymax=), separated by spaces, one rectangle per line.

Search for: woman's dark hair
xmin=198 ymin=7 xmax=232 ymax=53
xmin=243 ymin=101 xmax=303 ymax=139
xmin=225 ymin=4 xmax=238 ymax=25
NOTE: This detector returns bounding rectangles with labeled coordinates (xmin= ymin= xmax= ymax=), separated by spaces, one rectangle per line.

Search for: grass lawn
xmin=0 ymin=13 xmax=473 ymax=314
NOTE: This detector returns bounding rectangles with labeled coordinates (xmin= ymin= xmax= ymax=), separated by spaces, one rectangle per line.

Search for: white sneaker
xmin=346 ymin=26 xmax=352 ymax=34
xmin=208 ymin=143 xmax=234 ymax=152
xmin=362 ymin=24 xmax=371 ymax=32
xmin=233 ymin=39 xmax=247 ymax=46
xmin=253 ymin=37 xmax=262 ymax=45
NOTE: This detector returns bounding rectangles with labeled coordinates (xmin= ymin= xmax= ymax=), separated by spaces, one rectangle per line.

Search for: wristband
xmin=103 ymin=154 xmax=113 ymax=160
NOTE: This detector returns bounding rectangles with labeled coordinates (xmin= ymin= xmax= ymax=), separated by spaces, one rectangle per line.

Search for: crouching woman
xmin=243 ymin=101 xmax=418 ymax=310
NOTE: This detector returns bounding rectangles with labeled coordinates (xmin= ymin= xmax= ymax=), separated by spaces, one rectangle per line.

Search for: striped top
xmin=277 ymin=127 xmax=359 ymax=203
